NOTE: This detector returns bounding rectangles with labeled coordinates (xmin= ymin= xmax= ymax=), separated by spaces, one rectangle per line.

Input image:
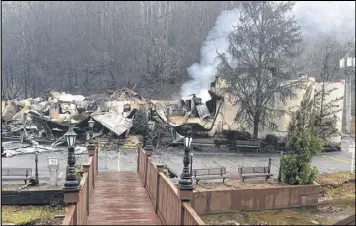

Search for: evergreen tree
xmin=280 ymin=84 xmax=324 ymax=185
xmin=313 ymin=39 xmax=344 ymax=142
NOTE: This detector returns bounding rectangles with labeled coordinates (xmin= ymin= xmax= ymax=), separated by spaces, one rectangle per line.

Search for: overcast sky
xmin=293 ymin=1 xmax=355 ymax=39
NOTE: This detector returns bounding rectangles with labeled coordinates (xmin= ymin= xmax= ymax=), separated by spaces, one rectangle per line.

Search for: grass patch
xmin=316 ymin=172 xmax=355 ymax=185
xmin=317 ymin=172 xmax=355 ymax=200
xmin=2 ymin=205 xmax=65 ymax=225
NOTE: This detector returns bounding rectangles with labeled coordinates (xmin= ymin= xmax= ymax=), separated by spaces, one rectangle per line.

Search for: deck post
xmin=144 ymin=145 xmax=153 ymax=187
xmin=137 ymin=142 xmax=143 ymax=173
xmin=63 ymin=187 xmax=81 ymax=225
xmin=155 ymin=164 xmax=164 ymax=212
xmin=83 ymin=164 xmax=90 ymax=215
xmin=179 ymin=187 xmax=194 ymax=225
xmin=88 ymin=143 xmax=96 ymax=188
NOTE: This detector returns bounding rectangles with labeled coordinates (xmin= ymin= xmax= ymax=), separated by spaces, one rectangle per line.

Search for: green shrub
xmin=280 ymin=84 xmax=324 ymax=185
xmin=280 ymin=127 xmax=323 ymax=185
xmin=280 ymin=154 xmax=319 ymax=185
xmin=131 ymin=109 xmax=149 ymax=136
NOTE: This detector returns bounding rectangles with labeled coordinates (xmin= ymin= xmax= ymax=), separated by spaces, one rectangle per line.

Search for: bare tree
xmin=217 ymin=1 xmax=303 ymax=138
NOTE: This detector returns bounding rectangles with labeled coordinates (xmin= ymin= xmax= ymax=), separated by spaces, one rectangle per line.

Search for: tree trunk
xmin=253 ymin=118 xmax=259 ymax=139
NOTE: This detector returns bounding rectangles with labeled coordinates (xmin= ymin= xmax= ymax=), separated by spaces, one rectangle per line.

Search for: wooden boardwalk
xmin=86 ymin=171 xmax=162 ymax=225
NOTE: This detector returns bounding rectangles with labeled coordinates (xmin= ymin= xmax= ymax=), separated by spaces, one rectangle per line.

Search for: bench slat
xmin=2 ymin=168 xmax=32 ymax=176
xmin=194 ymin=176 xmax=229 ymax=180
xmin=241 ymin=173 xmax=273 ymax=177
xmin=193 ymin=167 xmax=226 ymax=176
xmin=2 ymin=176 xmax=32 ymax=181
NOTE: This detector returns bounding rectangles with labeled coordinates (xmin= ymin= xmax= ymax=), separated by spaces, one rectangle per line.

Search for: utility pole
xmin=340 ymin=56 xmax=355 ymax=135
xmin=350 ymin=145 xmax=355 ymax=173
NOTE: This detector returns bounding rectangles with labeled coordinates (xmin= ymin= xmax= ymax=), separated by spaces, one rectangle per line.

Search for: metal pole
xmin=351 ymin=145 xmax=355 ymax=173
xmin=34 ymin=150 xmax=39 ymax=186
xmin=190 ymin=154 xmax=193 ymax=175
xmin=345 ymin=68 xmax=352 ymax=134
xmin=278 ymin=151 xmax=283 ymax=182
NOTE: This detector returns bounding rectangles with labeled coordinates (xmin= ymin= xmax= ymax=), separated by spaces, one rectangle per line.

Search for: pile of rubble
xmin=1 ymin=88 xmax=147 ymax=155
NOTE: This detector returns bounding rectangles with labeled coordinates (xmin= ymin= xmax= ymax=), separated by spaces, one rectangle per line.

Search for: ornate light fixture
xmin=64 ymin=127 xmax=80 ymax=188
xmin=178 ymin=127 xmax=193 ymax=190
xmin=88 ymin=117 xmax=95 ymax=141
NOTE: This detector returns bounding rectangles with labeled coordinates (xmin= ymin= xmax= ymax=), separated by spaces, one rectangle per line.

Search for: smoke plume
xmin=181 ymin=2 xmax=355 ymax=100
xmin=181 ymin=9 xmax=240 ymax=100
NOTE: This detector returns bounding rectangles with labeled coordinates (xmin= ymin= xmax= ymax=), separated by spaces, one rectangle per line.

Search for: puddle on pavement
xmin=201 ymin=199 xmax=355 ymax=225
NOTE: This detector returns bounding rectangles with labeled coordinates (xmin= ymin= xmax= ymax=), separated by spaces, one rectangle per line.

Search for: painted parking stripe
xmin=321 ymin=155 xmax=351 ymax=164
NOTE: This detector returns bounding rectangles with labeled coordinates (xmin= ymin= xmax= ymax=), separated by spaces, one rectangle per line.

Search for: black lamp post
xmin=64 ymin=126 xmax=80 ymax=188
xmin=190 ymin=152 xmax=193 ymax=176
xmin=179 ymin=128 xmax=193 ymax=190
xmin=33 ymin=147 xmax=39 ymax=186
xmin=88 ymin=117 xmax=95 ymax=142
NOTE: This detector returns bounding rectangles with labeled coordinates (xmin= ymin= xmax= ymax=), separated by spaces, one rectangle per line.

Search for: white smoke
xmin=181 ymin=9 xmax=240 ymax=99
xmin=181 ymin=2 xmax=355 ymax=100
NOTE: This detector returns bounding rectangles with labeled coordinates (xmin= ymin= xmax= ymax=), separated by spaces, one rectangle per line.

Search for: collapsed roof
xmin=150 ymin=90 xmax=224 ymax=132
xmin=109 ymin=88 xmax=143 ymax=101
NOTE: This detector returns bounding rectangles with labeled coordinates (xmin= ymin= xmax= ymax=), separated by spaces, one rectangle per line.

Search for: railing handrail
xmin=182 ymin=202 xmax=206 ymax=225
xmin=137 ymin=145 xmax=205 ymax=225
xmin=62 ymin=146 xmax=98 ymax=225
xmin=158 ymin=171 xmax=179 ymax=195
xmin=62 ymin=205 xmax=76 ymax=225
xmin=80 ymin=173 xmax=89 ymax=187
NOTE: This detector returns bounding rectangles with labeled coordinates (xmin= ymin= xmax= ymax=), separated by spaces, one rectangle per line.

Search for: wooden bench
xmin=2 ymin=168 xmax=33 ymax=184
xmin=238 ymin=159 xmax=272 ymax=182
xmin=193 ymin=167 xmax=229 ymax=184
xmin=236 ymin=139 xmax=261 ymax=153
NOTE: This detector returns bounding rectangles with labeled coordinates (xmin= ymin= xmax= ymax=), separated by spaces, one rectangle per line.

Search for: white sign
xmin=48 ymin=157 xmax=59 ymax=170
xmin=49 ymin=158 xmax=58 ymax=165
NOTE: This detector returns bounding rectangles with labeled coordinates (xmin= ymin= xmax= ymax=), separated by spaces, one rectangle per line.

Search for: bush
xmin=131 ymin=109 xmax=149 ymax=136
xmin=280 ymin=128 xmax=323 ymax=185
xmin=280 ymin=154 xmax=318 ymax=185
xmin=265 ymin=134 xmax=279 ymax=146
xmin=280 ymin=84 xmax=324 ymax=185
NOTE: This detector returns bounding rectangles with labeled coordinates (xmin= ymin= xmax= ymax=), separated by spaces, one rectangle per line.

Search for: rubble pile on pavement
xmin=1 ymin=88 xmax=150 ymax=156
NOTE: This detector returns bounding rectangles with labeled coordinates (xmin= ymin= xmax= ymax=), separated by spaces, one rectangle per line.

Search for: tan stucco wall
xmin=211 ymin=77 xmax=344 ymax=141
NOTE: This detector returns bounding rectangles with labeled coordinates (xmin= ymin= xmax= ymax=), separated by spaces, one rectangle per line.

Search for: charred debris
xmin=2 ymin=86 xmax=284 ymax=155
xmin=1 ymin=89 xmax=140 ymax=150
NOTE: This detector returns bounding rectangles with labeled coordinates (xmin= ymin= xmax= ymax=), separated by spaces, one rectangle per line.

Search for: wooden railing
xmin=137 ymin=146 xmax=205 ymax=225
xmin=62 ymin=146 xmax=99 ymax=225
xmin=182 ymin=203 xmax=206 ymax=225
xmin=157 ymin=171 xmax=181 ymax=225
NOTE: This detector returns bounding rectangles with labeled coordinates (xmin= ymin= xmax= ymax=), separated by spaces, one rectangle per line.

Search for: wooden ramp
xmin=86 ymin=172 xmax=162 ymax=225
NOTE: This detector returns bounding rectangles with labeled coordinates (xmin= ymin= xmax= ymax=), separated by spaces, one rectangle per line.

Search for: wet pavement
xmin=2 ymin=138 xmax=355 ymax=184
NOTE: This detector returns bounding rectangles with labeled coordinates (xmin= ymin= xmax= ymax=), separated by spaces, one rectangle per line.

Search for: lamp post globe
xmin=65 ymin=127 xmax=77 ymax=147
xmin=88 ymin=117 xmax=95 ymax=140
